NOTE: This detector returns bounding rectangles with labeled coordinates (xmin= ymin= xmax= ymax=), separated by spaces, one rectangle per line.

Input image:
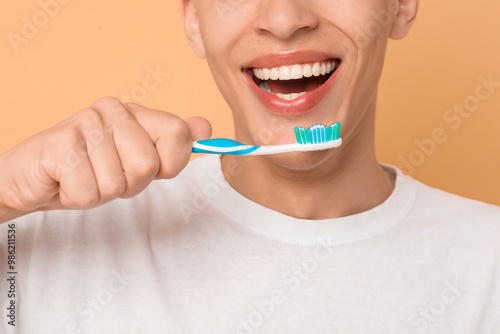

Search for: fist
xmin=0 ymin=97 xmax=211 ymax=218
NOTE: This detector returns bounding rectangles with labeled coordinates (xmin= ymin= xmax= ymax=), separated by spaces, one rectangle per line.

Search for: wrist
xmin=0 ymin=153 xmax=24 ymax=224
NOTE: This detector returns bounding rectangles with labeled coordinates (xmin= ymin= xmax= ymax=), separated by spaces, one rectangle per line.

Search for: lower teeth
xmin=259 ymin=81 xmax=306 ymax=101
xmin=275 ymin=92 xmax=306 ymax=101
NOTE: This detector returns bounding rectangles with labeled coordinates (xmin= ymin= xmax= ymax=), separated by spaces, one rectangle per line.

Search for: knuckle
xmin=131 ymin=156 xmax=160 ymax=179
xmin=158 ymin=166 xmax=182 ymax=179
xmin=168 ymin=118 xmax=191 ymax=142
xmin=59 ymin=179 xmax=99 ymax=209
xmin=50 ymin=127 xmax=86 ymax=158
xmin=92 ymin=96 xmax=122 ymax=110
xmin=74 ymin=107 xmax=104 ymax=129
xmin=76 ymin=197 xmax=98 ymax=208
xmin=99 ymin=177 xmax=126 ymax=199
xmin=158 ymin=160 xmax=188 ymax=179
xmin=58 ymin=126 xmax=82 ymax=145
xmin=78 ymin=196 xmax=98 ymax=208
xmin=93 ymin=96 xmax=130 ymax=120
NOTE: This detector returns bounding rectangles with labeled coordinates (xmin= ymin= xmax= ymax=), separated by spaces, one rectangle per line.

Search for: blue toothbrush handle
xmin=192 ymin=137 xmax=342 ymax=156
xmin=192 ymin=138 xmax=261 ymax=155
xmin=192 ymin=122 xmax=342 ymax=156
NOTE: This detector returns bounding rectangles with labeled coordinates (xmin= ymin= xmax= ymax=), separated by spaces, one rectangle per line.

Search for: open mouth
xmin=249 ymin=59 xmax=341 ymax=101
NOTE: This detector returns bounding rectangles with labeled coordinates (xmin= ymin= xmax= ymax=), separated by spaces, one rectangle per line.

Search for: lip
xmin=243 ymin=51 xmax=342 ymax=115
xmin=243 ymin=50 xmax=339 ymax=69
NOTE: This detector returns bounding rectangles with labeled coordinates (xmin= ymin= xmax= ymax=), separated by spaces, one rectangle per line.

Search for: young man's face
xmin=183 ymin=0 xmax=417 ymax=169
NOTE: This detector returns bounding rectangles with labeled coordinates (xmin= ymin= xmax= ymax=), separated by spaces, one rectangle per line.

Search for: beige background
xmin=1 ymin=0 xmax=499 ymax=205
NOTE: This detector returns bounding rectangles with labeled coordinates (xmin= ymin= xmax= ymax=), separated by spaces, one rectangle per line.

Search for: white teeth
xmin=262 ymin=68 xmax=270 ymax=80
xmin=312 ymin=62 xmax=320 ymax=76
xmin=252 ymin=60 xmax=338 ymax=81
xmin=291 ymin=64 xmax=303 ymax=79
xmin=258 ymin=81 xmax=306 ymax=101
xmin=303 ymin=64 xmax=313 ymax=78
xmin=275 ymin=92 xmax=307 ymax=101
xmin=278 ymin=66 xmax=292 ymax=80
xmin=270 ymin=68 xmax=279 ymax=80
xmin=253 ymin=60 xmax=340 ymax=100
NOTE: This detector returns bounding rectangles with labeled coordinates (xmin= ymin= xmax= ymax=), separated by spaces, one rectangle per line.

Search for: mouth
xmin=250 ymin=59 xmax=340 ymax=101
xmin=244 ymin=57 xmax=341 ymax=115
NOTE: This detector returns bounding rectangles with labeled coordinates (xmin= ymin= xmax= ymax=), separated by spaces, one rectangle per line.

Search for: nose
xmin=253 ymin=0 xmax=319 ymax=40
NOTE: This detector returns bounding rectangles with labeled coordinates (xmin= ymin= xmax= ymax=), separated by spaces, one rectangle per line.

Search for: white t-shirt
xmin=1 ymin=155 xmax=499 ymax=334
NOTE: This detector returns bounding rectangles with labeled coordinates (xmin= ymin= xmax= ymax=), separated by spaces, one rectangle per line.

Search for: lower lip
xmin=245 ymin=63 xmax=341 ymax=116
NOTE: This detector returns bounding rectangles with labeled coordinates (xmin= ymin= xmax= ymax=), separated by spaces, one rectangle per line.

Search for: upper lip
xmin=242 ymin=50 xmax=341 ymax=70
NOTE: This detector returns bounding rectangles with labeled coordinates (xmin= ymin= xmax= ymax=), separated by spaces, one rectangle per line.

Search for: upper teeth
xmin=253 ymin=60 xmax=339 ymax=81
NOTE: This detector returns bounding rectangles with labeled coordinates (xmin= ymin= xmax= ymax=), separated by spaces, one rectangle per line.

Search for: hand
xmin=0 ymin=97 xmax=211 ymax=222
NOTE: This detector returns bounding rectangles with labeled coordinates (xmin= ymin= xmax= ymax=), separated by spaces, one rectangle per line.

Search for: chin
xmin=262 ymin=149 xmax=338 ymax=172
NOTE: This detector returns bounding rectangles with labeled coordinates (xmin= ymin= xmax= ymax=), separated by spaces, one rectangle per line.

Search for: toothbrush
xmin=192 ymin=122 xmax=342 ymax=156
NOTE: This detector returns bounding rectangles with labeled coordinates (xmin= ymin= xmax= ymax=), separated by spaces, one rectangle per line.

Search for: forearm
xmin=0 ymin=206 xmax=27 ymax=225
xmin=0 ymin=180 xmax=30 ymax=224
xmin=0 ymin=152 xmax=32 ymax=224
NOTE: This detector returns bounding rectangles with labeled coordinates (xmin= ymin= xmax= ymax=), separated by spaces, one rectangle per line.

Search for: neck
xmin=220 ymin=111 xmax=395 ymax=220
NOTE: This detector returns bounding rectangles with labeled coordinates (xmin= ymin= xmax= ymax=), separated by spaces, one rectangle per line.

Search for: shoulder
xmin=409 ymin=175 xmax=500 ymax=224
xmin=392 ymin=169 xmax=500 ymax=248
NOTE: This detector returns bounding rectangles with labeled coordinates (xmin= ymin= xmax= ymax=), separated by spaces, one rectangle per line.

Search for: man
xmin=1 ymin=0 xmax=499 ymax=333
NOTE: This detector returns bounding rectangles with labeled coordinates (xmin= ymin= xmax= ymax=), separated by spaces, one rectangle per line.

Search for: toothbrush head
xmin=294 ymin=123 xmax=341 ymax=145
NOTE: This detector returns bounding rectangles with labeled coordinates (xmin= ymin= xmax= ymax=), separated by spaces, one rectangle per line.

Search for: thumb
xmin=185 ymin=117 xmax=212 ymax=141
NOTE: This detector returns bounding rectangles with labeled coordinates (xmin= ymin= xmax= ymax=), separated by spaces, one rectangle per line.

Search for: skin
xmin=0 ymin=99 xmax=211 ymax=224
xmin=0 ymin=0 xmax=418 ymax=224
xmin=182 ymin=0 xmax=419 ymax=219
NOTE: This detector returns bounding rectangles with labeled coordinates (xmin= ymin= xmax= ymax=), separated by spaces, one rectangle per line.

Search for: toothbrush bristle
xmin=310 ymin=124 xmax=327 ymax=144
xmin=294 ymin=123 xmax=341 ymax=144
xmin=327 ymin=123 xmax=341 ymax=141
xmin=294 ymin=127 xmax=311 ymax=144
